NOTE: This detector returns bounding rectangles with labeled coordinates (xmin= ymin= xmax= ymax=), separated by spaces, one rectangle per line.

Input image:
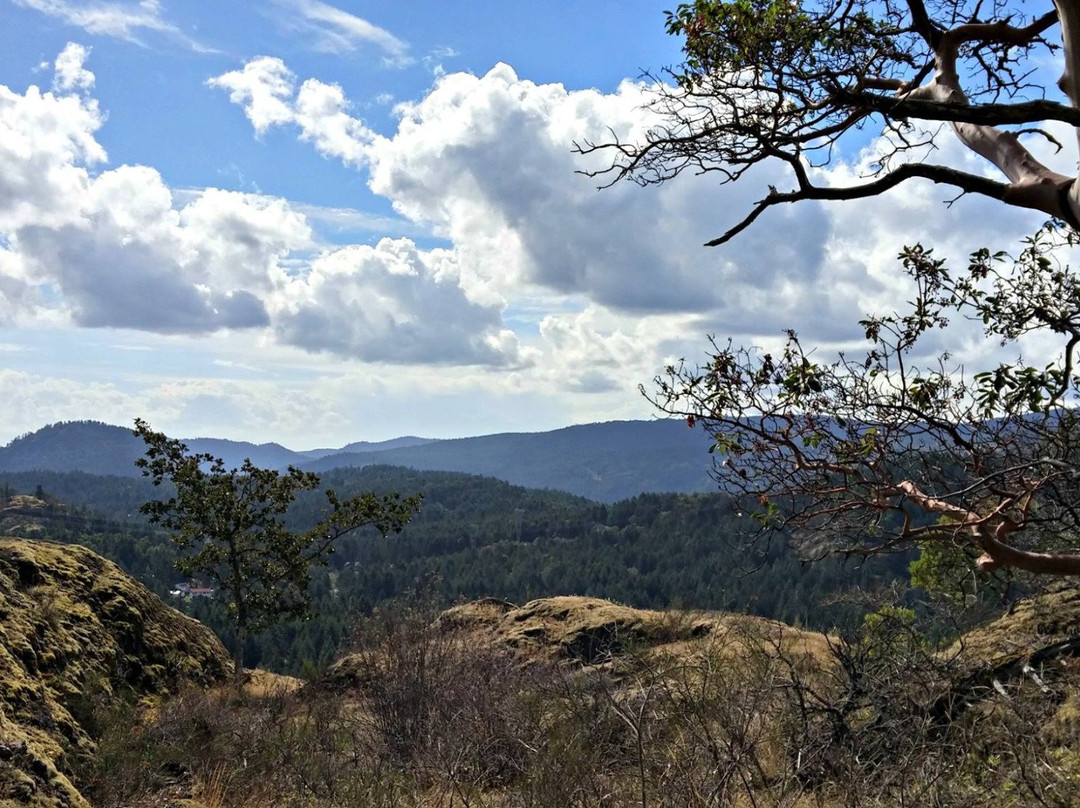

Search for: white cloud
xmin=13 ymin=165 xmax=277 ymax=331
xmin=269 ymin=238 xmax=526 ymax=366
xmin=178 ymin=188 xmax=313 ymax=290
xmin=8 ymin=45 xmax=1064 ymax=441
xmin=293 ymin=78 xmax=374 ymax=165
xmin=534 ymin=306 xmax=684 ymax=394
xmin=270 ymin=0 xmax=411 ymax=66
xmin=206 ymin=57 xmax=297 ymax=135
xmin=360 ymin=64 xmax=833 ymax=326
xmin=52 ymin=43 xmax=94 ymax=93
xmin=356 ymin=63 xmax=1060 ymax=364
xmin=215 ymin=57 xmax=953 ymax=381
xmin=0 ymin=368 xmax=135 ymax=436
xmin=208 ymin=58 xmax=375 ymax=165
xmin=0 ymin=49 xmax=520 ymax=367
xmin=423 ymin=46 xmax=459 ymax=76
xmin=0 ymin=80 xmax=105 ymax=232
xmin=213 ymin=59 xmax=809 ymax=317
xmin=0 ymin=368 xmax=350 ymax=447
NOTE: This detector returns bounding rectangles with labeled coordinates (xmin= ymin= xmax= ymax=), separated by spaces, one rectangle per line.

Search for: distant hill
xmin=0 ymin=421 xmax=144 ymax=476
xmin=180 ymin=437 xmax=305 ymax=469
xmin=296 ymin=436 xmax=437 ymax=459
xmin=0 ymin=422 xmax=312 ymax=476
xmin=302 ymin=420 xmax=715 ymax=502
xmin=0 ymin=420 xmax=716 ymax=501
xmin=0 ymin=422 xmax=438 ymax=480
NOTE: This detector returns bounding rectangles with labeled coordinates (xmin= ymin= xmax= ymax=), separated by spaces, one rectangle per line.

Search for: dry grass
xmin=39 ymin=590 xmax=1080 ymax=807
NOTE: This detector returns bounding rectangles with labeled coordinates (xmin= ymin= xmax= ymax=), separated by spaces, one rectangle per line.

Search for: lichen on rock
xmin=0 ymin=537 xmax=230 ymax=807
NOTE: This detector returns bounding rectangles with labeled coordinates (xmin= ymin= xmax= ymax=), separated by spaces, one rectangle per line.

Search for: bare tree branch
xmin=707 ymin=163 xmax=1009 ymax=247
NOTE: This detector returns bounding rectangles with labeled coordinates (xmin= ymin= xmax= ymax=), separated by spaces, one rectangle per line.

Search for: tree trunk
xmin=233 ymin=618 xmax=246 ymax=687
xmin=1054 ymin=0 xmax=1080 ymax=221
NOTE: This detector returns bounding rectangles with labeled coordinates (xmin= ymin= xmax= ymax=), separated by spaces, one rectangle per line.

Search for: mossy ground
xmin=0 ymin=537 xmax=230 ymax=808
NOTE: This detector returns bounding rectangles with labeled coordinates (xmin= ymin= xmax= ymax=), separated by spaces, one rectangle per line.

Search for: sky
xmin=0 ymin=0 xmax=1066 ymax=448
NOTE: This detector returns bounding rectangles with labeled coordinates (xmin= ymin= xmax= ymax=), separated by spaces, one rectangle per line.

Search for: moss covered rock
xmin=0 ymin=537 xmax=230 ymax=807
xmin=434 ymin=595 xmax=829 ymax=665
xmin=327 ymin=595 xmax=831 ymax=690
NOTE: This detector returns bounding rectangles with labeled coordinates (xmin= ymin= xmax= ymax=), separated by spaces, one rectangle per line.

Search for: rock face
xmin=0 ymin=537 xmax=231 ymax=808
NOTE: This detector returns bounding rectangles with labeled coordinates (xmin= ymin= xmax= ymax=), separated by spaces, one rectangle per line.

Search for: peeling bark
xmin=1055 ymin=0 xmax=1080 ymax=221
xmin=897 ymin=480 xmax=1080 ymax=577
xmin=903 ymin=13 xmax=1075 ymax=221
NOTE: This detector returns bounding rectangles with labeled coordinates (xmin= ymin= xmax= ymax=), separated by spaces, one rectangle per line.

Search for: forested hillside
xmin=0 ymin=419 xmax=715 ymax=501
xmin=0 ymin=421 xmax=430 ymax=478
xmin=301 ymin=420 xmax=715 ymax=501
xmin=0 ymin=465 xmax=908 ymax=674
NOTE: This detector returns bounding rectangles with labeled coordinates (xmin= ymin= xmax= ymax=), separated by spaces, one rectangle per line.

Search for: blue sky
xmin=0 ymin=0 xmax=1060 ymax=447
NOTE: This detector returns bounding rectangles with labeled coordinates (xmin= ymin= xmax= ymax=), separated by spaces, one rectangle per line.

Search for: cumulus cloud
xmin=213 ymin=59 xmax=835 ymax=326
xmin=219 ymin=56 xmax=1043 ymax=387
xmin=270 ymin=238 xmax=525 ymax=366
xmin=9 ymin=42 xmax=1061 ymax=421
xmin=52 ymin=43 xmax=94 ymax=93
xmin=535 ymin=307 xmax=662 ymax=394
xmin=14 ymin=165 xmax=276 ymax=332
xmin=215 ymin=55 xmax=1076 ymax=363
xmin=270 ymin=0 xmax=412 ymax=66
xmin=362 ymin=64 xmax=1057 ymax=362
xmin=364 ymin=65 xmax=840 ymax=326
xmin=208 ymin=57 xmax=374 ymax=165
xmin=0 ymin=82 xmax=106 ymax=234
xmin=0 ymin=51 xmax=519 ymax=366
xmin=206 ymin=57 xmax=297 ymax=135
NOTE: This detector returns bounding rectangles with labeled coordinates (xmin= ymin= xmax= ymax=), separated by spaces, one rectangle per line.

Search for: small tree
xmin=134 ymin=419 xmax=421 ymax=683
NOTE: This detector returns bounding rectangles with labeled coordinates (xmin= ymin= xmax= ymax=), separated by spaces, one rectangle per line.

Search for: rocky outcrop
xmin=0 ymin=537 xmax=230 ymax=807
xmin=326 ymin=595 xmax=831 ymax=691
xmin=441 ymin=595 xmax=831 ymax=665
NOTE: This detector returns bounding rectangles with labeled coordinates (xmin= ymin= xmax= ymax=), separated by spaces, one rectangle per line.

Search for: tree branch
xmin=706 ymin=163 xmax=1008 ymax=247
xmin=905 ymin=0 xmax=943 ymax=50
xmin=897 ymin=479 xmax=1080 ymax=576
xmin=833 ymin=92 xmax=1080 ymax=128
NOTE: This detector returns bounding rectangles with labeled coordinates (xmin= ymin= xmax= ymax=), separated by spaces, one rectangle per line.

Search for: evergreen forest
xmin=0 ymin=465 xmax=911 ymax=674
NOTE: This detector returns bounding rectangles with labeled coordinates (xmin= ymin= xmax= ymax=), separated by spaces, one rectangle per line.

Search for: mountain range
xmin=0 ymin=419 xmax=716 ymax=502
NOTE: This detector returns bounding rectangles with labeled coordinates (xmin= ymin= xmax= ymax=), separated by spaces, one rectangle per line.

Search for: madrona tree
xmin=586 ymin=0 xmax=1080 ymax=241
xmin=582 ymin=2 xmax=1080 ymax=577
xmin=135 ymin=419 xmax=421 ymax=683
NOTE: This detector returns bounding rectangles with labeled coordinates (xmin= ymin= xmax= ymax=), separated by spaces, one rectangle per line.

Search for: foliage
xmin=652 ymin=226 xmax=1080 ymax=580
xmin=0 ymin=536 xmax=230 ymax=808
xmin=579 ymin=1 xmax=1080 ymax=581
xmin=133 ymin=420 xmax=420 ymax=682
xmin=74 ymin=590 xmax=1080 ymax=807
